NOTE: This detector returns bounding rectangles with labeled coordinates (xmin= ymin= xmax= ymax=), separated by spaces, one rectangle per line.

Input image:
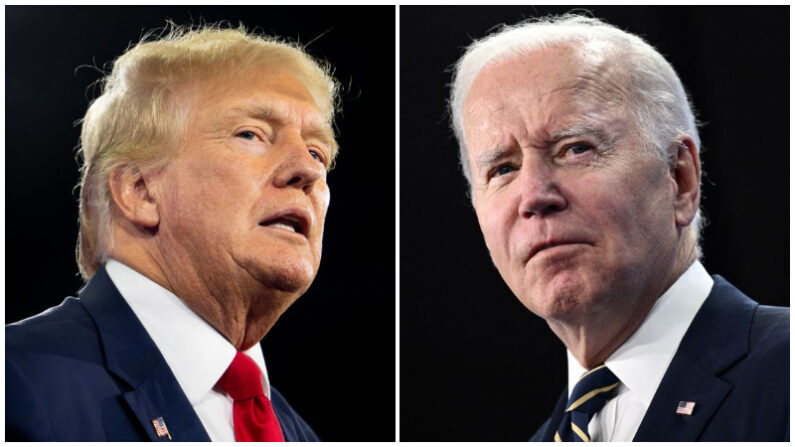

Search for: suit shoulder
xmin=720 ymin=302 xmax=789 ymax=406
xmin=6 ymin=297 xmax=101 ymax=358
xmin=270 ymin=387 xmax=321 ymax=441
xmin=6 ymin=297 xmax=108 ymax=400
xmin=749 ymin=304 xmax=789 ymax=356
xmin=6 ymin=297 xmax=111 ymax=441
xmin=709 ymin=304 xmax=789 ymax=441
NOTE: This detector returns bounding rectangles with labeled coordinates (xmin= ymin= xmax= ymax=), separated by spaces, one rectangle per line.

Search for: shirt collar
xmin=105 ymin=259 xmax=272 ymax=403
xmin=567 ymin=261 xmax=713 ymax=406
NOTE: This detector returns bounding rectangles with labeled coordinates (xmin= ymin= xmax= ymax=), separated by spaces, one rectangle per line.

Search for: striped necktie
xmin=555 ymin=364 xmax=620 ymax=442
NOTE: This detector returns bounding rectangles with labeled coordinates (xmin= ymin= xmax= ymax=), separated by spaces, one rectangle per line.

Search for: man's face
xmin=464 ymin=47 xmax=680 ymax=323
xmin=153 ymin=68 xmax=332 ymax=298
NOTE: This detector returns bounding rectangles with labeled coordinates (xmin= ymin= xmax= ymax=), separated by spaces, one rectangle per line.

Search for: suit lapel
xmin=79 ymin=266 xmax=211 ymax=441
xmin=634 ymin=276 xmax=757 ymax=441
xmin=633 ymin=353 xmax=732 ymax=441
xmin=123 ymin=364 xmax=211 ymax=442
xmin=539 ymin=389 xmax=568 ymax=441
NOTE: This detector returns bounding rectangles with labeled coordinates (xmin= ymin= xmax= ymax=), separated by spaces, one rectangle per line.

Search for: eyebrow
xmin=227 ymin=103 xmax=337 ymax=153
xmin=546 ymin=121 xmax=615 ymax=147
xmin=476 ymin=146 xmax=514 ymax=172
xmin=475 ymin=121 xmax=616 ymax=172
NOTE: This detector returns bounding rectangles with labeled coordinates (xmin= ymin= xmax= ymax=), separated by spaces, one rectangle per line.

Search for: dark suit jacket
xmin=6 ymin=265 xmax=320 ymax=442
xmin=531 ymin=275 xmax=789 ymax=442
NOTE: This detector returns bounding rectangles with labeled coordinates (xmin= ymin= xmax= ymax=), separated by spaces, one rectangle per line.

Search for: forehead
xmin=183 ymin=68 xmax=336 ymax=150
xmin=189 ymin=69 xmax=329 ymax=128
xmin=463 ymin=46 xmax=632 ymax=151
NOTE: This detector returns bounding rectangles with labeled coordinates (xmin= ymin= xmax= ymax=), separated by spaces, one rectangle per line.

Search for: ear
xmin=108 ymin=165 xmax=160 ymax=229
xmin=671 ymin=136 xmax=701 ymax=228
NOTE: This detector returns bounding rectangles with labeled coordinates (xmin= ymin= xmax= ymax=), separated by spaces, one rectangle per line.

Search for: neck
xmin=109 ymin=226 xmax=293 ymax=351
xmin=550 ymin=240 xmax=698 ymax=369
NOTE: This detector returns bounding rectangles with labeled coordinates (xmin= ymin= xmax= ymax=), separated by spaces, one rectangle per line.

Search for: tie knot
xmin=217 ymin=352 xmax=264 ymax=400
xmin=555 ymin=365 xmax=620 ymax=442
xmin=566 ymin=364 xmax=620 ymax=414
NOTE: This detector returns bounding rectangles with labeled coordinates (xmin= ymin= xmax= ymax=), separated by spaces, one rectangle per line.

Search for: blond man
xmin=7 ymin=24 xmax=338 ymax=442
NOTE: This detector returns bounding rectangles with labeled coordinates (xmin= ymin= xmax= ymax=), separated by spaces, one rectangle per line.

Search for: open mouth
xmin=259 ymin=216 xmax=305 ymax=236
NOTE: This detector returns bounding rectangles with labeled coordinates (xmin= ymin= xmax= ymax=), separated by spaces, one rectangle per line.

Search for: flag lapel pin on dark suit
xmin=676 ymin=401 xmax=696 ymax=416
xmin=152 ymin=417 xmax=171 ymax=440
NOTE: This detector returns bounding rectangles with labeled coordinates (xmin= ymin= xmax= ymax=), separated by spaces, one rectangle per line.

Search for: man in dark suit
xmin=449 ymin=14 xmax=789 ymax=441
xmin=6 ymin=24 xmax=338 ymax=441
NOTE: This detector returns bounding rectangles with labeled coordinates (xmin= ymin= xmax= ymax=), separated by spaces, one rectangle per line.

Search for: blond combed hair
xmin=77 ymin=23 xmax=340 ymax=280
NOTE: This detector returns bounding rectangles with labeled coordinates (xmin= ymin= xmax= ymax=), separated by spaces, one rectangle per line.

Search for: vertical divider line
xmin=394 ymin=3 xmax=401 ymax=443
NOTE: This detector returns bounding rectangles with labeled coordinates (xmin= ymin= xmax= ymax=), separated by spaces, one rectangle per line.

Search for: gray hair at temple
xmin=449 ymin=14 xmax=703 ymax=244
xmin=76 ymin=23 xmax=340 ymax=280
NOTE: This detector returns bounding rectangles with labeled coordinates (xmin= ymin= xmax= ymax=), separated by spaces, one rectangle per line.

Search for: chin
xmin=517 ymin=270 xmax=594 ymax=320
xmin=244 ymin=256 xmax=318 ymax=294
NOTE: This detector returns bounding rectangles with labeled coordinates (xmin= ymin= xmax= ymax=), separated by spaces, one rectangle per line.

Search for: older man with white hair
xmin=451 ymin=14 xmax=788 ymax=442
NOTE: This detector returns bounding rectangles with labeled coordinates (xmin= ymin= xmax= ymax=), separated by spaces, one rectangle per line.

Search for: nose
xmin=517 ymin=162 xmax=567 ymax=218
xmin=274 ymin=132 xmax=325 ymax=192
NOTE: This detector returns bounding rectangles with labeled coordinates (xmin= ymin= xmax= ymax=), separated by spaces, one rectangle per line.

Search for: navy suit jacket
xmin=6 ymin=265 xmax=320 ymax=442
xmin=531 ymin=276 xmax=789 ymax=442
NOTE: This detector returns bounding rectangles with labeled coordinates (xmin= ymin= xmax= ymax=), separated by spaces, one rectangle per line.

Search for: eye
xmin=490 ymin=164 xmax=517 ymax=179
xmin=564 ymin=143 xmax=594 ymax=156
xmin=308 ymin=148 xmax=327 ymax=167
xmin=236 ymin=130 xmax=259 ymax=141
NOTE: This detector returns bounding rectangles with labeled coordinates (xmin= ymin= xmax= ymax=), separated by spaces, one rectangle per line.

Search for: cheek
xmin=475 ymin=200 xmax=512 ymax=261
xmin=318 ymin=184 xmax=331 ymax=214
xmin=585 ymin=177 xmax=673 ymax=256
xmin=164 ymin=162 xmax=253 ymax=232
xmin=314 ymin=184 xmax=331 ymax=231
xmin=158 ymin=171 xmax=201 ymax=222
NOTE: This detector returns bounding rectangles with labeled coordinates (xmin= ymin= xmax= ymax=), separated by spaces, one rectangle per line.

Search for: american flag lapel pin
xmin=676 ymin=400 xmax=696 ymax=416
xmin=152 ymin=416 xmax=172 ymax=440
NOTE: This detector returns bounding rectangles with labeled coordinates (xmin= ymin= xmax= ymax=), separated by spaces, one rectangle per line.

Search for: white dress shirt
xmin=565 ymin=261 xmax=714 ymax=441
xmin=106 ymin=259 xmax=272 ymax=442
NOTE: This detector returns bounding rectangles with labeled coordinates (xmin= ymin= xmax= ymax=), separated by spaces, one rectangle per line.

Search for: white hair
xmin=449 ymin=14 xmax=703 ymax=245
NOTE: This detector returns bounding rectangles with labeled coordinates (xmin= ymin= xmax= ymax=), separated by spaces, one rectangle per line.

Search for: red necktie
xmin=216 ymin=352 xmax=285 ymax=442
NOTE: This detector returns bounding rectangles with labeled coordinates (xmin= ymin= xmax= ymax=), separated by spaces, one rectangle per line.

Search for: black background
xmin=400 ymin=6 xmax=789 ymax=441
xmin=6 ymin=6 xmax=395 ymax=442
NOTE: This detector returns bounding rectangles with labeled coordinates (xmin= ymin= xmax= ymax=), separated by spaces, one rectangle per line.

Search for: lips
xmin=259 ymin=207 xmax=311 ymax=238
xmin=526 ymin=239 xmax=587 ymax=261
